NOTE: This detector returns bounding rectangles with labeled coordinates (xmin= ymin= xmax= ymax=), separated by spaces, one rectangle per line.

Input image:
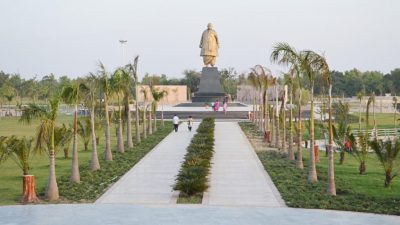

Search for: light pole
xmin=119 ymin=40 xmax=127 ymax=66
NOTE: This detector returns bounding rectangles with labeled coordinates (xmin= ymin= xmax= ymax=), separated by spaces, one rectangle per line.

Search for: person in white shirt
xmin=172 ymin=114 xmax=179 ymax=132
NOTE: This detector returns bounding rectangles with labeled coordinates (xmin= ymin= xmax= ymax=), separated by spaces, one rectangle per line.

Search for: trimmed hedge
xmin=173 ymin=118 xmax=215 ymax=198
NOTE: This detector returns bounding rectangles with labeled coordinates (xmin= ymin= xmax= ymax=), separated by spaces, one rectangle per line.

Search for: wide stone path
xmin=203 ymin=122 xmax=284 ymax=206
xmin=96 ymin=122 xmax=199 ymax=204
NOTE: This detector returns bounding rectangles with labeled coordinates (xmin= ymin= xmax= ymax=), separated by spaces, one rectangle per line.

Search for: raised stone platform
xmin=192 ymin=67 xmax=226 ymax=103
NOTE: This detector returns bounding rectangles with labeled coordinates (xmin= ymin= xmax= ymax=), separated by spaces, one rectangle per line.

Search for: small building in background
xmin=137 ymin=85 xmax=188 ymax=105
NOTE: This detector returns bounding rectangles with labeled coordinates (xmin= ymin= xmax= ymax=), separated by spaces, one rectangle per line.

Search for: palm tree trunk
xmin=296 ymin=90 xmax=304 ymax=169
xmin=46 ymin=126 xmax=59 ymax=201
xmin=117 ymin=95 xmax=124 ymax=153
xmin=271 ymin=106 xmax=275 ymax=147
xmin=259 ymin=94 xmax=263 ymax=131
xmin=275 ymin=86 xmax=280 ymax=148
xmin=90 ymin=105 xmax=100 ymax=171
xmin=327 ymin=84 xmax=336 ymax=195
xmin=308 ymin=83 xmax=318 ymax=183
xmin=288 ymin=85 xmax=294 ymax=160
xmin=135 ymin=85 xmax=141 ymax=143
xmin=373 ymin=100 xmax=378 ymax=140
xmin=143 ymin=103 xmax=147 ymax=139
xmin=148 ymin=104 xmax=153 ymax=135
xmin=126 ymin=97 xmax=133 ymax=148
xmin=153 ymin=103 xmax=157 ymax=132
xmin=104 ymin=94 xmax=112 ymax=161
xmin=359 ymin=99 xmax=362 ymax=131
xmin=252 ymin=96 xmax=256 ymax=123
xmin=281 ymin=94 xmax=286 ymax=152
xmin=264 ymin=91 xmax=270 ymax=143
xmin=70 ymin=104 xmax=80 ymax=183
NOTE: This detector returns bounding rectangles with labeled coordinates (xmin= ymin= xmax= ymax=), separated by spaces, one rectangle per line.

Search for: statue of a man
xmin=199 ymin=23 xmax=219 ymax=67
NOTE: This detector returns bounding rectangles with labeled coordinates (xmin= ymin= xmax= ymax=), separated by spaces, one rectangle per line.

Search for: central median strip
xmin=173 ymin=118 xmax=215 ymax=204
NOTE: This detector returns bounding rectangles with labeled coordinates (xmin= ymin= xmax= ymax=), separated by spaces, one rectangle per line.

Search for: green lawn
xmin=240 ymin=122 xmax=400 ymax=215
xmin=0 ymin=114 xmax=171 ymax=205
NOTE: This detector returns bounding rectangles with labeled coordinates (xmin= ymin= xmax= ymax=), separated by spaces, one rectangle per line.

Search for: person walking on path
xmin=187 ymin=116 xmax=194 ymax=132
xmin=223 ymin=99 xmax=228 ymax=115
xmin=173 ymin=114 xmax=179 ymax=132
xmin=214 ymin=100 xmax=220 ymax=112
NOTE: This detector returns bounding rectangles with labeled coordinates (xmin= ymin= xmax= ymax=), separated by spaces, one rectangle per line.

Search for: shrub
xmin=173 ymin=118 xmax=215 ymax=197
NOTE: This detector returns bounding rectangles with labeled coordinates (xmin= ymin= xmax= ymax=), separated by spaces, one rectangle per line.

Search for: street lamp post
xmin=119 ymin=40 xmax=127 ymax=66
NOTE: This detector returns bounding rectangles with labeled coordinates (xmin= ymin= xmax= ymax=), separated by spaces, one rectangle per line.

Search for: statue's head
xmin=207 ymin=23 xmax=213 ymax=30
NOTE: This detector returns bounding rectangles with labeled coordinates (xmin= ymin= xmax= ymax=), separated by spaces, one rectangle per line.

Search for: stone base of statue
xmin=192 ymin=67 xmax=226 ymax=103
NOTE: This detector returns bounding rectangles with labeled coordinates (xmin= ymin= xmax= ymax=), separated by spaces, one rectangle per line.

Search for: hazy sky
xmin=0 ymin=0 xmax=399 ymax=80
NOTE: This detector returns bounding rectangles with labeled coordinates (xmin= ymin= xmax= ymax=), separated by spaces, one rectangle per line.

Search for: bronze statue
xmin=199 ymin=23 xmax=219 ymax=67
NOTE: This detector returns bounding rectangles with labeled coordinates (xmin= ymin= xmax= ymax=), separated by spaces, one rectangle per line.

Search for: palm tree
xmin=0 ymin=136 xmax=40 ymax=203
xmin=250 ymin=65 xmax=272 ymax=142
xmin=77 ymin=117 xmax=91 ymax=152
xmin=61 ymin=82 xmax=88 ymax=183
xmin=127 ymin=56 xmax=141 ymax=144
xmin=140 ymin=86 xmax=148 ymax=138
xmin=160 ymin=88 xmax=168 ymax=128
xmin=369 ymin=138 xmax=400 ymax=188
xmin=285 ymin=70 xmax=296 ymax=160
xmin=19 ymin=97 xmax=61 ymax=201
xmin=332 ymin=101 xmax=351 ymax=164
xmin=98 ymin=62 xmax=112 ymax=161
xmin=270 ymin=42 xmax=304 ymax=168
xmin=281 ymin=85 xmax=287 ymax=152
xmin=248 ymin=71 xmax=262 ymax=129
xmin=111 ymin=69 xmax=125 ymax=153
xmin=151 ymin=85 xmax=168 ymax=133
xmin=84 ymin=74 xmax=101 ymax=171
xmin=349 ymin=97 xmax=373 ymax=174
xmin=357 ymin=91 xmax=364 ymax=131
xmin=393 ymin=96 xmax=398 ymax=130
xmin=310 ymin=52 xmax=336 ymax=194
xmin=120 ymin=67 xmax=134 ymax=149
xmin=371 ymin=92 xmax=378 ymax=140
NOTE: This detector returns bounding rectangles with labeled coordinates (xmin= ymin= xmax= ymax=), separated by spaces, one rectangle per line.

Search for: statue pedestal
xmin=192 ymin=67 xmax=226 ymax=103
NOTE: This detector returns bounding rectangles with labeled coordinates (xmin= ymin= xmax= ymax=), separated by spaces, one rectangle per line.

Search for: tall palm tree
xmin=140 ymin=86 xmax=148 ymax=138
xmin=393 ymin=96 xmax=397 ymax=130
xmin=120 ymin=67 xmax=134 ymax=149
xmin=248 ymin=72 xmax=261 ymax=128
xmin=285 ymin=70 xmax=296 ymax=160
xmin=98 ymin=62 xmax=113 ymax=161
xmin=127 ymin=56 xmax=141 ymax=144
xmin=84 ymin=74 xmax=101 ymax=171
xmin=281 ymin=85 xmax=287 ymax=152
xmin=111 ymin=69 xmax=125 ymax=153
xmin=357 ymin=91 xmax=364 ymax=131
xmin=160 ymin=89 xmax=168 ymax=128
xmin=19 ymin=97 xmax=61 ymax=201
xmin=317 ymin=54 xmax=336 ymax=195
xmin=271 ymin=42 xmax=304 ymax=168
xmin=151 ymin=85 xmax=168 ymax=133
xmin=61 ymin=82 xmax=88 ymax=183
xmin=371 ymin=92 xmax=378 ymax=140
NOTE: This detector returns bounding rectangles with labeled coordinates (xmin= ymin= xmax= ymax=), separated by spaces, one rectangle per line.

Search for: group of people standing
xmin=212 ymin=98 xmax=228 ymax=114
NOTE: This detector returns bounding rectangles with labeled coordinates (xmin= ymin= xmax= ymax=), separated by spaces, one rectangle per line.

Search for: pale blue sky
xmin=0 ymin=0 xmax=399 ymax=80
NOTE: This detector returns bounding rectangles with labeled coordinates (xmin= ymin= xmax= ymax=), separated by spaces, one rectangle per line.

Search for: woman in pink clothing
xmin=223 ymin=99 xmax=228 ymax=114
xmin=214 ymin=100 xmax=220 ymax=112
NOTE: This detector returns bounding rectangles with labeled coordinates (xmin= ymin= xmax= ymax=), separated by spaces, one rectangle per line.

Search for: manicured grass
xmin=57 ymin=122 xmax=173 ymax=202
xmin=176 ymin=193 xmax=202 ymax=204
xmin=0 ymin=115 xmax=172 ymax=204
xmin=240 ymin=122 xmax=400 ymax=215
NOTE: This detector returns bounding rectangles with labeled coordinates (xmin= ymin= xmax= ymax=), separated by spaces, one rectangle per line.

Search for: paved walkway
xmin=96 ymin=122 xmax=199 ymax=204
xmin=1 ymin=204 xmax=398 ymax=225
xmin=203 ymin=122 xmax=284 ymax=207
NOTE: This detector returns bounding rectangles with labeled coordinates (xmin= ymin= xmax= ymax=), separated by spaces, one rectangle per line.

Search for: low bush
xmin=173 ymin=118 xmax=215 ymax=201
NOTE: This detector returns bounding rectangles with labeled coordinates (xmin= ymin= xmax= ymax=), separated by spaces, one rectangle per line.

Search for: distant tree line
xmin=1 ymin=68 xmax=399 ymax=105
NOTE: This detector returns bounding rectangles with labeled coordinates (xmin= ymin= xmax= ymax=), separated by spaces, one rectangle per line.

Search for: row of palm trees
xmin=1 ymin=56 xmax=169 ymax=202
xmin=251 ymin=42 xmax=400 ymax=193
xmin=249 ymin=42 xmax=336 ymax=195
